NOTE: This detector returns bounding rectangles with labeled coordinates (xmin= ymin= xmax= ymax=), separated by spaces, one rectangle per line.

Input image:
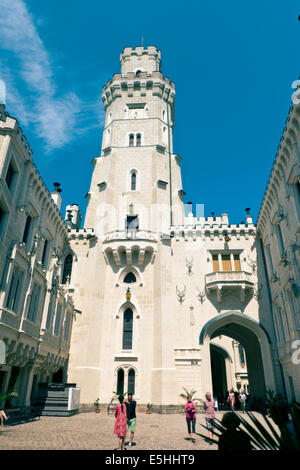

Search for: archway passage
xmin=200 ymin=312 xmax=276 ymax=401
xmin=210 ymin=344 xmax=229 ymax=399
xmin=211 ymin=323 xmax=266 ymax=397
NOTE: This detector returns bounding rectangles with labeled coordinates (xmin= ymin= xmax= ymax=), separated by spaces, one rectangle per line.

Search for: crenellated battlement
xmin=120 ymin=45 xmax=161 ymax=75
xmin=68 ymin=227 xmax=96 ymax=240
xmin=102 ymin=71 xmax=175 ymax=109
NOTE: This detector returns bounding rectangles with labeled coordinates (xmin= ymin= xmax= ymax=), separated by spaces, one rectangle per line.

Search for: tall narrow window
xmin=62 ymin=254 xmax=73 ymax=284
xmin=5 ymin=164 xmax=14 ymax=189
xmin=238 ymin=344 xmax=245 ymax=366
xmin=234 ymin=254 xmax=241 ymax=271
xmin=136 ymin=134 xmax=141 ymax=147
xmin=54 ymin=304 xmax=62 ymax=336
xmin=123 ymin=308 xmax=133 ymax=350
xmin=222 ymin=255 xmax=231 ymax=271
xmin=129 ymin=134 xmax=134 ymax=147
xmin=46 ymin=295 xmax=54 ymax=330
xmin=131 ymin=171 xmax=136 ymax=191
xmin=275 ymin=224 xmax=285 ymax=256
xmin=22 ymin=215 xmax=32 ymax=244
xmin=41 ymin=239 xmax=49 ymax=268
xmin=64 ymin=313 xmax=71 ymax=341
xmin=27 ymin=283 xmax=41 ymax=322
xmin=265 ymin=245 xmax=274 ymax=275
xmin=117 ymin=369 xmax=124 ymax=395
xmin=6 ymin=268 xmax=23 ymax=313
xmin=212 ymin=255 xmax=219 ymax=272
xmin=128 ymin=369 xmax=135 ymax=395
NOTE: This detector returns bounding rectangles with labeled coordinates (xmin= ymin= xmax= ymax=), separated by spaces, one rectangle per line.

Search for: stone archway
xmin=200 ymin=311 xmax=276 ymax=399
xmin=210 ymin=343 xmax=233 ymax=400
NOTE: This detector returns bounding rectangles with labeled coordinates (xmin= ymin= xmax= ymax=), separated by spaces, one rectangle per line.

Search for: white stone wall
xmin=257 ymin=99 xmax=300 ymax=402
xmin=0 ymin=106 xmax=76 ymax=408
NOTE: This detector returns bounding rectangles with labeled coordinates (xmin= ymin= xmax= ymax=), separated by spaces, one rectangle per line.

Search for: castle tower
xmin=67 ymin=46 xmax=185 ymax=407
xmin=84 ymin=45 xmax=184 ymax=235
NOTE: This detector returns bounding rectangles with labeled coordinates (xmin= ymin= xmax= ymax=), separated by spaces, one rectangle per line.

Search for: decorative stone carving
xmin=176 ymin=285 xmax=186 ymax=303
xmin=196 ymin=288 xmax=206 ymax=304
xmin=185 ymin=257 xmax=193 ymax=276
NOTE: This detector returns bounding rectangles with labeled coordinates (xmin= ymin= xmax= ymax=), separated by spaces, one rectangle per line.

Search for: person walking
xmin=185 ymin=395 xmax=197 ymax=443
xmin=238 ymin=391 xmax=247 ymax=413
xmin=125 ymin=393 xmax=136 ymax=447
xmin=227 ymin=389 xmax=235 ymax=411
xmin=114 ymin=395 xmax=127 ymax=450
xmin=203 ymin=392 xmax=216 ymax=445
xmin=0 ymin=409 xmax=8 ymax=426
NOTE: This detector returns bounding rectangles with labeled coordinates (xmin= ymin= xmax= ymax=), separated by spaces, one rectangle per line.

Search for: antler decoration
xmin=185 ymin=257 xmax=193 ymax=276
xmin=176 ymin=285 xmax=186 ymax=303
xmin=247 ymin=254 xmax=257 ymax=273
xmin=196 ymin=287 xmax=206 ymax=304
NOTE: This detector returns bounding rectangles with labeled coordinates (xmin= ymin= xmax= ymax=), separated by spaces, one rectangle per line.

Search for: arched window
xmin=117 ymin=368 xmax=124 ymax=395
xmin=123 ymin=308 xmax=133 ymax=350
xmin=128 ymin=369 xmax=135 ymax=395
xmin=238 ymin=344 xmax=245 ymax=366
xmin=136 ymin=134 xmax=141 ymax=147
xmin=129 ymin=134 xmax=134 ymax=147
xmin=62 ymin=254 xmax=73 ymax=284
xmin=124 ymin=272 xmax=137 ymax=284
xmin=131 ymin=171 xmax=136 ymax=191
xmin=22 ymin=215 xmax=32 ymax=244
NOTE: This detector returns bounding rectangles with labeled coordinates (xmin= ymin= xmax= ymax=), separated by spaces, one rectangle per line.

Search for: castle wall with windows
xmin=0 ymin=106 xmax=77 ymax=410
xmin=257 ymin=99 xmax=300 ymax=403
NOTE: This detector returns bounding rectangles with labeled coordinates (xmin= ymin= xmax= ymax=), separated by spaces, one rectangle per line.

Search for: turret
xmin=120 ymin=46 xmax=161 ymax=75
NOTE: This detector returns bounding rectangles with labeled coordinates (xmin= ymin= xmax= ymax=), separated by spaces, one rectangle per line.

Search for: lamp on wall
xmin=224 ymin=230 xmax=230 ymax=243
xmin=126 ymin=287 xmax=131 ymax=301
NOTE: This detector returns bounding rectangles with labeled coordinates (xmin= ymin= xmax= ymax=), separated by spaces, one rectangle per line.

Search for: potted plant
xmin=146 ymin=403 xmax=152 ymax=414
xmin=94 ymin=398 xmax=100 ymax=413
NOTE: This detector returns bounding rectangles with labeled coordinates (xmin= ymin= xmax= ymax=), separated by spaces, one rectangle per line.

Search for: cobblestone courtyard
xmin=0 ymin=411 xmax=275 ymax=450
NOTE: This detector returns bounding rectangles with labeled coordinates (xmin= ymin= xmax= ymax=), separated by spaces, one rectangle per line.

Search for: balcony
xmin=205 ymin=271 xmax=254 ymax=302
xmin=103 ymin=230 xmax=158 ymax=267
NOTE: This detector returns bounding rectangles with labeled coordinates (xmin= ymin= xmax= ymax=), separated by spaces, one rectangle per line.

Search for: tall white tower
xmin=84 ymin=45 xmax=184 ymax=235
xmin=67 ymin=46 xmax=185 ymax=408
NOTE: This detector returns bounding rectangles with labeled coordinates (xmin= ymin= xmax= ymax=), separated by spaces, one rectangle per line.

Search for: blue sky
xmin=0 ymin=0 xmax=299 ymax=225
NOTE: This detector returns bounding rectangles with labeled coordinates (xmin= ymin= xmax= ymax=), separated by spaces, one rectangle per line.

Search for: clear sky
xmin=0 ymin=0 xmax=299 ymax=225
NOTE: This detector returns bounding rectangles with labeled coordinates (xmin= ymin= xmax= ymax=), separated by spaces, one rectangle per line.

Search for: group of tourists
xmin=226 ymin=389 xmax=247 ymax=412
xmin=184 ymin=391 xmax=251 ymax=449
xmin=113 ymin=391 xmax=249 ymax=450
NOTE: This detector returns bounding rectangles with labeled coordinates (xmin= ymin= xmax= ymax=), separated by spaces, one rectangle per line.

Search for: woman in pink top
xmin=114 ymin=395 xmax=127 ymax=450
xmin=185 ymin=395 xmax=197 ymax=443
xmin=203 ymin=392 xmax=216 ymax=444
xmin=227 ymin=389 xmax=235 ymax=411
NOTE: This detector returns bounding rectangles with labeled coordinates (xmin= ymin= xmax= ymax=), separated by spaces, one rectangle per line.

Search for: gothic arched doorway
xmin=200 ymin=311 xmax=276 ymax=400
xmin=210 ymin=343 xmax=232 ymax=401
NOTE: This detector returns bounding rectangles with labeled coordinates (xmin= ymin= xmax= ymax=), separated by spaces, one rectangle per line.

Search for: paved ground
xmin=0 ymin=410 xmax=276 ymax=450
